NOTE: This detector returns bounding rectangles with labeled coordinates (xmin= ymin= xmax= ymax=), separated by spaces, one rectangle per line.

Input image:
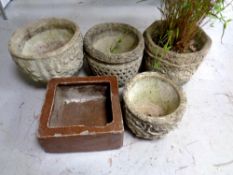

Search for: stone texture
xmin=84 ymin=22 xmax=144 ymax=86
xmin=86 ymin=53 xmax=142 ymax=87
xmin=143 ymin=20 xmax=212 ymax=85
xmin=8 ymin=18 xmax=83 ymax=83
xmin=123 ymin=72 xmax=186 ymax=139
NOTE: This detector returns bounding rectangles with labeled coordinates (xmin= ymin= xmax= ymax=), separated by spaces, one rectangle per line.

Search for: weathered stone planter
xmin=84 ymin=23 xmax=144 ymax=86
xmin=38 ymin=76 xmax=124 ymax=152
xmin=123 ymin=72 xmax=186 ymax=139
xmin=143 ymin=21 xmax=212 ymax=85
xmin=8 ymin=18 xmax=83 ymax=83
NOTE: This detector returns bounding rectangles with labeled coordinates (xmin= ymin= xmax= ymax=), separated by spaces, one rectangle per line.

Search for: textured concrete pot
xmin=143 ymin=21 xmax=212 ymax=85
xmin=123 ymin=72 xmax=186 ymax=139
xmin=9 ymin=18 xmax=83 ymax=83
xmin=38 ymin=76 xmax=124 ymax=152
xmin=84 ymin=23 xmax=144 ymax=86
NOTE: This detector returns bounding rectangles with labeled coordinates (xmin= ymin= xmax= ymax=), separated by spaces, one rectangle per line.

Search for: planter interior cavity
xmin=50 ymin=84 xmax=113 ymax=128
xmin=84 ymin=23 xmax=144 ymax=64
xmin=12 ymin=19 xmax=76 ymax=58
xmin=22 ymin=28 xmax=74 ymax=56
xmin=92 ymin=29 xmax=138 ymax=54
xmin=127 ymin=76 xmax=180 ymax=117
xmin=38 ymin=76 xmax=124 ymax=153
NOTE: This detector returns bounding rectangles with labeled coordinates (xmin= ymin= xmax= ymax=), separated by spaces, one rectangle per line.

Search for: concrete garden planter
xmin=143 ymin=21 xmax=212 ymax=85
xmin=84 ymin=23 xmax=144 ymax=86
xmin=123 ymin=72 xmax=186 ymax=139
xmin=38 ymin=76 xmax=124 ymax=152
xmin=8 ymin=18 xmax=83 ymax=83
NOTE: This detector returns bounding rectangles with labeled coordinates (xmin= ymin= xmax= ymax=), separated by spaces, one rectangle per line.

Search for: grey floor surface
xmin=0 ymin=0 xmax=233 ymax=175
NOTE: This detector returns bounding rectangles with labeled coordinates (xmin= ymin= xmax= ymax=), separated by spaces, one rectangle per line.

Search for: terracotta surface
xmin=38 ymin=76 xmax=124 ymax=152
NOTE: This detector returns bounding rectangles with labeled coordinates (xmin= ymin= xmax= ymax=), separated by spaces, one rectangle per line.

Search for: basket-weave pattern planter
xmin=143 ymin=21 xmax=212 ymax=85
xmin=123 ymin=72 xmax=186 ymax=139
xmin=84 ymin=23 xmax=144 ymax=86
xmin=9 ymin=18 xmax=83 ymax=83
xmin=86 ymin=54 xmax=142 ymax=87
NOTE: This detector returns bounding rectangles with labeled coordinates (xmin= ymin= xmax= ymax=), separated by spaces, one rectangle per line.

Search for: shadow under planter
xmin=123 ymin=72 xmax=186 ymax=140
xmin=84 ymin=23 xmax=144 ymax=87
xmin=38 ymin=76 xmax=124 ymax=153
xmin=143 ymin=21 xmax=212 ymax=85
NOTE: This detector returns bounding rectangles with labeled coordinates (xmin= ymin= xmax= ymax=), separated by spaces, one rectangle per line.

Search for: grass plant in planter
xmin=143 ymin=0 xmax=232 ymax=85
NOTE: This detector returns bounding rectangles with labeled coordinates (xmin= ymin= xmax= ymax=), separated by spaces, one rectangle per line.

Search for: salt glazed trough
xmin=38 ymin=76 xmax=124 ymax=152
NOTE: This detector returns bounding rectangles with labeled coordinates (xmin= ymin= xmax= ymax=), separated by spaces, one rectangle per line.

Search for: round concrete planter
xmin=123 ymin=72 xmax=186 ymax=139
xmin=9 ymin=18 xmax=83 ymax=83
xmin=84 ymin=23 xmax=144 ymax=86
xmin=143 ymin=21 xmax=212 ymax=85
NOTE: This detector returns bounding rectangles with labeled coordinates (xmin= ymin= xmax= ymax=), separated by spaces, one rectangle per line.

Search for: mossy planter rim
xmin=144 ymin=20 xmax=212 ymax=65
xmin=9 ymin=17 xmax=80 ymax=60
xmin=84 ymin=22 xmax=144 ymax=64
xmin=123 ymin=72 xmax=186 ymax=125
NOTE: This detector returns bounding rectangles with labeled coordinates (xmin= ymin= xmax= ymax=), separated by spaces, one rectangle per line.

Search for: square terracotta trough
xmin=38 ymin=76 xmax=124 ymax=153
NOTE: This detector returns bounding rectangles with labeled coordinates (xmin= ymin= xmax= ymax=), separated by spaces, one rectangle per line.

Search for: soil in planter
xmin=49 ymin=84 xmax=113 ymax=127
xmin=93 ymin=32 xmax=138 ymax=54
xmin=22 ymin=29 xmax=74 ymax=56
xmin=152 ymin=27 xmax=205 ymax=53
